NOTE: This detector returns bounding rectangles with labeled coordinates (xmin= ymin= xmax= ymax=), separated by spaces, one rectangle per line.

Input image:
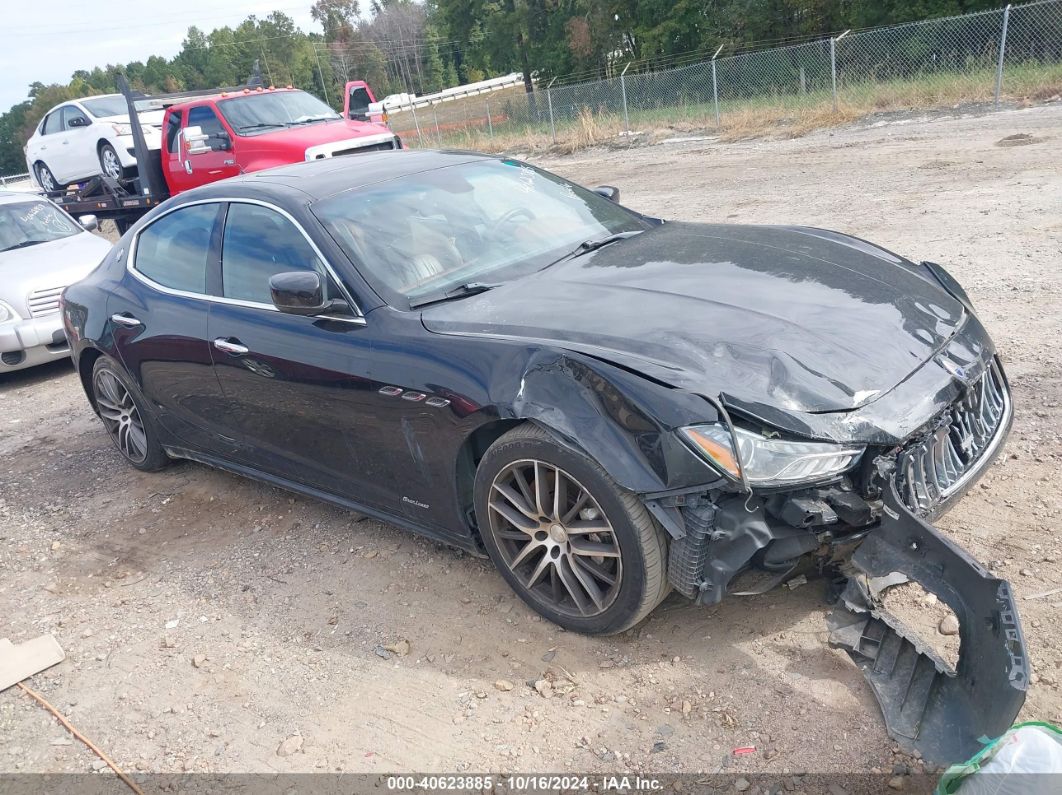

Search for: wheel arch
xmin=77 ymin=346 xmax=105 ymax=412
xmin=455 ymin=417 xmax=524 ymax=546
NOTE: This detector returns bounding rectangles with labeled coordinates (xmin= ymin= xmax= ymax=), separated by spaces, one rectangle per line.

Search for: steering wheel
xmin=487 ymin=207 xmax=536 ymax=237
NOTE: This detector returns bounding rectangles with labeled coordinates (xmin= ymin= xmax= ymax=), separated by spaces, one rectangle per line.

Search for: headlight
xmin=680 ymin=424 xmax=864 ymax=486
xmin=0 ymin=299 xmax=20 ymax=325
xmin=111 ymin=122 xmax=133 ymax=136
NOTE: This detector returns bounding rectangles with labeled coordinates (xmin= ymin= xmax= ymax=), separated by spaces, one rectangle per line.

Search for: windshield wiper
xmin=1 ymin=239 xmax=49 ymax=252
xmin=287 ymin=115 xmax=340 ymax=126
xmin=237 ymin=123 xmax=285 ymax=132
xmin=542 ymin=230 xmax=643 ymax=270
xmin=409 ymin=282 xmax=498 ymax=309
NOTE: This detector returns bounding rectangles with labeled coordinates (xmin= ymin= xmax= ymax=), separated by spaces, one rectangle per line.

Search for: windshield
xmin=81 ymin=96 xmax=128 ymax=118
xmin=313 ymin=159 xmax=648 ymax=307
xmin=0 ymin=201 xmax=81 ymax=252
xmin=218 ymin=90 xmax=341 ymax=135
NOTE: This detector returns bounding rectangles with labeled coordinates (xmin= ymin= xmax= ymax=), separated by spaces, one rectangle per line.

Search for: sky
xmin=1 ymin=0 xmax=319 ymax=112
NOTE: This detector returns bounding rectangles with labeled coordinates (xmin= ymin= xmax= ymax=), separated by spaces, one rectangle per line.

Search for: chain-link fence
xmin=389 ymin=0 xmax=1061 ymax=152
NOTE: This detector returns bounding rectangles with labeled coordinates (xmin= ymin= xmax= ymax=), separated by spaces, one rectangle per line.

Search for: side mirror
xmin=270 ymin=271 xmax=330 ymax=315
xmin=367 ymin=101 xmax=388 ymax=126
xmin=182 ymin=126 xmax=210 ymax=155
xmin=592 ymin=185 xmax=620 ymax=203
xmin=212 ymin=131 xmax=232 ymax=151
xmin=68 ymin=116 xmax=89 ymax=128
xmin=78 ymin=214 xmax=99 ymax=231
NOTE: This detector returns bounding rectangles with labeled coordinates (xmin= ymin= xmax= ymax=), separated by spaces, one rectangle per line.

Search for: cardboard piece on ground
xmin=0 ymin=635 xmax=66 ymax=691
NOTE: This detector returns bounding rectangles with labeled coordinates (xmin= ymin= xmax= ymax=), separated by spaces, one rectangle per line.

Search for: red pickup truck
xmin=163 ymin=81 xmax=398 ymax=195
xmin=48 ymin=77 xmax=399 ymax=231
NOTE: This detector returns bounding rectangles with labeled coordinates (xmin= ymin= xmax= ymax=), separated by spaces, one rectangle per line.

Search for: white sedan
xmin=0 ymin=191 xmax=112 ymax=372
xmin=24 ymin=95 xmax=162 ymax=191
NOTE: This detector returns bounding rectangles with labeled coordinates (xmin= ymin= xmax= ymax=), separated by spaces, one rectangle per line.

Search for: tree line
xmin=0 ymin=0 xmax=1004 ymax=173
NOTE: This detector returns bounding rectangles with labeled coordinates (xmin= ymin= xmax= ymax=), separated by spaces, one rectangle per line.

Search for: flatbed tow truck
xmin=45 ymin=67 xmax=396 ymax=232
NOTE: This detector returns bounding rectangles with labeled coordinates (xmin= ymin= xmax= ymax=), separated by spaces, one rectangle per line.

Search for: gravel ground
xmin=1 ymin=103 xmax=1060 ymax=783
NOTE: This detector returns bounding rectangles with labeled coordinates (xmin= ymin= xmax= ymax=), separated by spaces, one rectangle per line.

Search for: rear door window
xmin=134 ymin=203 xmax=221 ymax=295
xmin=165 ymin=111 xmax=182 ymax=153
xmin=42 ymin=111 xmax=63 ymax=135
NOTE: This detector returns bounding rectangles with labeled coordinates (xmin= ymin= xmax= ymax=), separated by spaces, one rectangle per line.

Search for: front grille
xmin=896 ymin=360 xmax=1009 ymax=515
xmin=27 ymin=286 xmax=65 ymax=318
xmin=333 ymin=141 xmax=397 ymax=157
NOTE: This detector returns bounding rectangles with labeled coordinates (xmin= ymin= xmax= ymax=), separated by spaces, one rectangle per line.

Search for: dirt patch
xmin=995 ymin=132 xmax=1047 ymax=146
xmin=1 ymin=104 xmax=1061 ymax=779
xmin=881 ymin=583 xmax=961 ymax=672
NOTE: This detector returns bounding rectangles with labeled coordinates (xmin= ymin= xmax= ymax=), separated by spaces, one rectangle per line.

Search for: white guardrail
xmin=0 ymin=171 xmax=36 ymax=192
xmin=385 ymin=73 xmax=523 ymax=112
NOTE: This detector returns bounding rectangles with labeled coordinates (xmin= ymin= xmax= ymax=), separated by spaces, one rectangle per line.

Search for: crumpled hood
xmin=421 ymin=222 xmax=966 ymax=414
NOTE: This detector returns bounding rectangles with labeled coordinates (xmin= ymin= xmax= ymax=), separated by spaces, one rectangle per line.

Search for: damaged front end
xmin=646 ymin=359 xmax=1027 ymax=765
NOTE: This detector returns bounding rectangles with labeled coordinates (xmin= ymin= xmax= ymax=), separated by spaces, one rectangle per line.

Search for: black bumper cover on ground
xmin=828 ymin=482 xmax=1028 ymax=765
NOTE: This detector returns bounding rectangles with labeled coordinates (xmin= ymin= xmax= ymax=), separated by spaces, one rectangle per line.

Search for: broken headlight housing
xmin=680 ymin=424 xmax=864 ymax=486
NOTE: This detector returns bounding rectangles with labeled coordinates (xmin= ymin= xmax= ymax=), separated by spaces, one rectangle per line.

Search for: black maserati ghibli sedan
xmin=62 ymin=151 xmax=1025 ymax=762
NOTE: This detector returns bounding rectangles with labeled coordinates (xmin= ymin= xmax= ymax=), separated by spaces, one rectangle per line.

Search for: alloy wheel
xmin=101 ymin=147 xmax=122 ymax=180
xmin=37 ymin=164 xmax=57 ymax=192
xmin=487 ymin=459 xmax=623 ymax=618
xmin=93 ymin=369 xmax=148 ymax=463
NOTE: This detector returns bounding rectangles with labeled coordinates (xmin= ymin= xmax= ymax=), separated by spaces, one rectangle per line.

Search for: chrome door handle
xmin=184 ymin=159 xmax=192 ymax=174
xmin=110 ymin=313 xmax=142 ymax=327
xmin=213 ymin=338 xmax=248 ymax=355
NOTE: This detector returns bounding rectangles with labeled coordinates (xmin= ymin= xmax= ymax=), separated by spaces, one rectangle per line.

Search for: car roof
xmin=185 ymin=150 xmax=498 ymax=204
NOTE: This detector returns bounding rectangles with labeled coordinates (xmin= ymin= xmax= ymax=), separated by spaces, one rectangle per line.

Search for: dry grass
xmin=404 ymin=63 xmax=1062 ymax=155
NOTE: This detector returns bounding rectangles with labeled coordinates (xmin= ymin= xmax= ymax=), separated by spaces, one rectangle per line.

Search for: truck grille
xmin=27 ymin=286 xmax=65 ymax=318
xmin=896 ymin=360 xmax=1009 ymax=516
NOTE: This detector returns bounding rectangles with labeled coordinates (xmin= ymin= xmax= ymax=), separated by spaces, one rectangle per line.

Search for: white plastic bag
xmin=938 ymin=722 xmax=1062 ymax=794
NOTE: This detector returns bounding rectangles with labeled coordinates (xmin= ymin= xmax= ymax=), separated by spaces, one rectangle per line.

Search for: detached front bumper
xmin=828 ymin=481 xmax=1028 ymax=765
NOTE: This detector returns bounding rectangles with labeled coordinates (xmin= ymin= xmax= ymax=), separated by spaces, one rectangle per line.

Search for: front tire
xmin=98 ymin=143 xmax=124 ymax=181
xmin=474 ymin=423 xmax=669 ymax=635
xmin=35 ymin=162 xmax=61 ymax=192
xmin=91 ymin=357 xmax=169 ymax=472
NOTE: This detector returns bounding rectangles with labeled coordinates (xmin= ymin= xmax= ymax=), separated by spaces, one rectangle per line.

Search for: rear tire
xmin=91 ymin=357 xmax=170 ymax=472
xmin=474 ymin=423 xmax=669 ymax=635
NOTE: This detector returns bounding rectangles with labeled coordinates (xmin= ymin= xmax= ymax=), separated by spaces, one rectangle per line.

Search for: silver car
xmin=0 ymin=192 xmax=112 ymax=372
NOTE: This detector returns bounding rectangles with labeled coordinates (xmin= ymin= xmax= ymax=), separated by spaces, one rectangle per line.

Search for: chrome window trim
xmin=126 ymin=196 xmax=366 ymax=326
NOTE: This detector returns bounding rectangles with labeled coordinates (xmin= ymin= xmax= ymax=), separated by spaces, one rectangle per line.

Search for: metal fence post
xmin=995 ymin=4 xmax=1013 ymax=108
xmin=831 ymin=30 xmax=850 ymax=111
xmin=711 ymin=45 xmax=723 ymax=127
xmin=433 ymin=108 xmax=441 ymax=142
xmin=410 ymin=104 xmax=423 ymax=146
xmin=486 ymin=100 xmax=494 ymax=140
xmin=547 ymin=78 xmax=557 ymax=143
xmin=830 ymin=38 xmax=838 ymax=110
xmin=620 ymin=62 xmax=631 ymax=135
